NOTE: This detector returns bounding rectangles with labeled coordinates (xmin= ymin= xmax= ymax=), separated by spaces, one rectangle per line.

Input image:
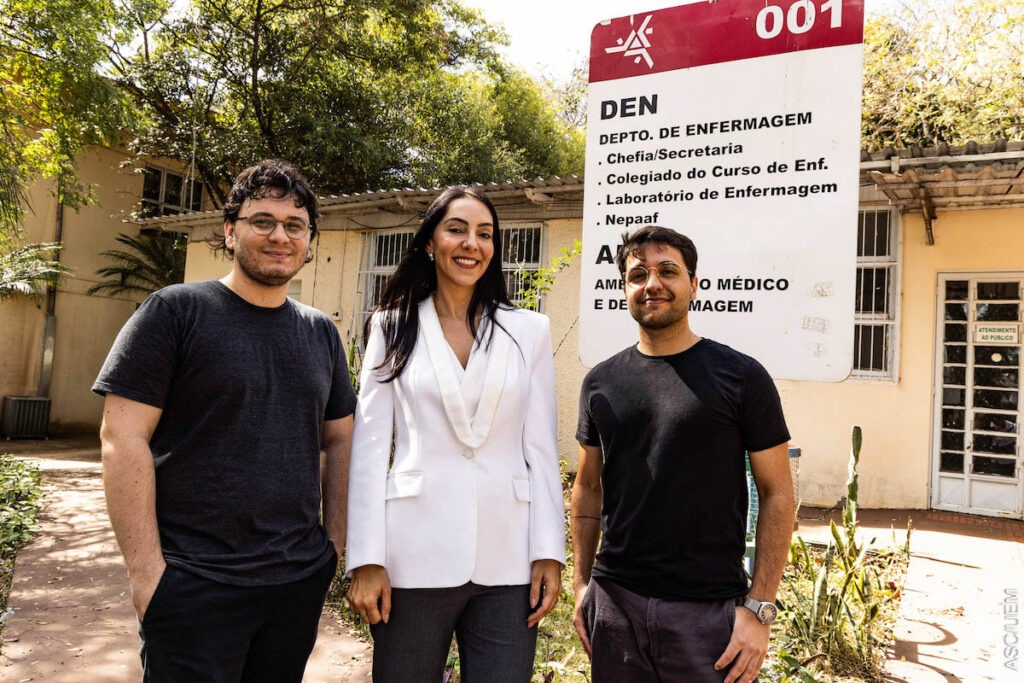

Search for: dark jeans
xmin=369 ymin=582 xmax=537 ymax=682
xmin=139 ymin=551 xmax=337 ymax=683
xmin=580 ymin=577 xmax=746 ymax=683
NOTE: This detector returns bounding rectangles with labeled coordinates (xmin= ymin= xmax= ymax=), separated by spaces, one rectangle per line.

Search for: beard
xmin=628 ymin=297 xmax=688 ymax=330
xmin=232 ymin=245 xmax=305 ymax=287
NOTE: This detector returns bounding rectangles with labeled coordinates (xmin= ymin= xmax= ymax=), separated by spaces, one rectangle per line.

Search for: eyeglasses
xmin=624 ymin=261 xmax=693 ymax=286
xmin=236 ymin=214 xmax=311 ymax=240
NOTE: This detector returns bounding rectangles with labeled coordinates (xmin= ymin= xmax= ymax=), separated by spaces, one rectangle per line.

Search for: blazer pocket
xmin=512 ymin=476 xmax=531 ymax=502
xmin=385 ymin=471 xmax=424 ymax=500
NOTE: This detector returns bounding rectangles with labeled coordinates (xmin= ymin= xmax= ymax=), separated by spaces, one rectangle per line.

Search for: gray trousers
xmin=580 ymin=577 xmax=746 ymax=683
xmin=369 ymin=582 xmax=537 ymax=682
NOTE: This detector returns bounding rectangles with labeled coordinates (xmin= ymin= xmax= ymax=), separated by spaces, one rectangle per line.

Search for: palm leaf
xmin=0 ymin=243 xmax=71 ymax=301
xmin=87 ymin=231 xmax=187 ymax=296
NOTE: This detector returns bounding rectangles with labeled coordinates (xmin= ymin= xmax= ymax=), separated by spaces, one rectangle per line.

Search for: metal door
xmin=933 ymin=276 xmax=1024 ymax=518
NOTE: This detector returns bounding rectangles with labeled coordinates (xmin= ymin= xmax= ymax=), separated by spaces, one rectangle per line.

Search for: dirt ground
xmin=0 ymin=453 xmax=373 ymax=682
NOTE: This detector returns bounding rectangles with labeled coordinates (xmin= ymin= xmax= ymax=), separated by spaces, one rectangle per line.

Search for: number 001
xmin=755 ymin=0 xmax=843 ymax=39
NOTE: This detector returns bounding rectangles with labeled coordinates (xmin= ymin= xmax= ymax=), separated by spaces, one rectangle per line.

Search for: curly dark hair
xmin=210 ymin=159 xmax=320 ymax=259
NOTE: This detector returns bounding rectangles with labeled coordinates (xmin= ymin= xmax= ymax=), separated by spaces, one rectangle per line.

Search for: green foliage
xmin=0 ymin=454 xmax=42 ymax=648
xmin=862 ymin=0 xmax=1024 ymax=149
xmin=102 ymin=0 xmax=581 ymax=199
xmin=770 ymin=426 xmax=909 ymax=680
xmin=517 ymin=240 xmax=582 ymax=312
xmin=0 ymin=241 xmax=71 ymax=300
xmin=0 ymin=454 xmax=42 ymax=557
xmin=87 ymin=231 xmax=186 ymax=297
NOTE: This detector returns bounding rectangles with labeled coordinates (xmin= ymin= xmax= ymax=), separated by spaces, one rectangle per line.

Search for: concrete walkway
xmin=0 ymin=438 xmax=372 ymax=682
xmin=797 ymin=507 xmax=1024 ymax=682
xmin=2 ymin=438 xmax=1024 ymax=681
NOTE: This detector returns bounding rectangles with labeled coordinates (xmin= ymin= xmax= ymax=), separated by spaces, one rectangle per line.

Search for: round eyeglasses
xmin=237 ymin=214 xmax=311 ymax=240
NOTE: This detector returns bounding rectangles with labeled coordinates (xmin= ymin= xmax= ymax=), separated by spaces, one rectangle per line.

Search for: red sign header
xmin=589 ymin=0 xmax=864 ymax=83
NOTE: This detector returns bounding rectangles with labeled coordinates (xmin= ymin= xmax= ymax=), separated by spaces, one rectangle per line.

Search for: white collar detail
xmin=419 ymin=297 xmax=510 ymax=449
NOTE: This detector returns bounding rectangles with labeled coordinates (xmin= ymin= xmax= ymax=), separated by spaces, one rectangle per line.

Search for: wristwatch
xmin=741 ymin=596 xmax=778 ymax=625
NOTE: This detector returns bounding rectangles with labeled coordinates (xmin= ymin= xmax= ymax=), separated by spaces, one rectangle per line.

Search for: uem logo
xmin=605 ymin=15 xmax=655 ymax=68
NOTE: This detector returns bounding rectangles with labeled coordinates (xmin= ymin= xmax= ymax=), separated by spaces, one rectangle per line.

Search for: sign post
xmin=579 ymin=0 xmax=864 ymax=381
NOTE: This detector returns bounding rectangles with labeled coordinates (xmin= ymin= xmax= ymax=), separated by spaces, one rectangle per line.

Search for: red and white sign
xmin=579 ymin=0 xmax=865 ymax=381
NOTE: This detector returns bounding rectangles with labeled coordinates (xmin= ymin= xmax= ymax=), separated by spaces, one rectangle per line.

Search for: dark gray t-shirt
xmin=577 ymin=339 xmax=790 ymax=601
xmin=93 ymin=280 xmax=356 ymax=586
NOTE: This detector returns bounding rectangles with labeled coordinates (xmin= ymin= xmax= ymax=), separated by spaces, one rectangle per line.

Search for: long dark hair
xmin=367 ymin=186 xmax=513 ymax=382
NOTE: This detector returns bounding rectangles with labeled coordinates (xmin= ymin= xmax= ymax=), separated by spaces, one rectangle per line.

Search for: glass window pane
xmin=941 ymin=431 xmax=964 ymax=450
xmin=142 ymin=168 xmax=161 ymax=201
xmin=856 ymin=267 xmax=890 ymax=314
xmin=974 ymin=412 xmax=1016 ymax=433
xmin=973 ymin=434 xmax=1016 ymax=455
xmin=138 ymin=200 xmax=159 ymax=218
xmin=977 ymin=282 xmax=1019 ymax=300
xmin=945 ymin=280 xmax=968 ymax=300
xmin=944 ymin=303 xmax=968 ymax=321
xmin=939 ymin=452 xmax=964 ymax=473
xmin=944 ymin=324 xmax=967 ymax=342
xmin=164 ymin=173 xmax=182 ymax=207
xmin=971 ymin=456 xmax=1016 ymax=477
xmin=943 ymin=366 xmax=966 ymax=385
xmin=942 ymin=387 xmax=965 ymax=406
xmin=503 ymin=227 xmax=541 ymax=265
xmin=854 ymin=325 xmax=887 ymax=372
xmin=943 ymin=409 xmax=965 ymax=429
xmin=187 ymin=181 xmax=204 ymax=212
xmin=974 ymin=346 xmax=1018 ymax=367
xmin=857 ymin=210 xmax=890 ymax=257
xmin=945 ymin=345 xmax=967 ymax=364
xmin=976 ymin=303 xmax=1018 ymax=322
xmin=974 ymin=367 xmax=1018 ymax=389
xmin=974 ymin=389 xmax=1018 ymax=410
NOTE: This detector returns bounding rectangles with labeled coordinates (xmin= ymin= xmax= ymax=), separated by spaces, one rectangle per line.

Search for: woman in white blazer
xmin=346 ymin=187 xmax=565 ymax=681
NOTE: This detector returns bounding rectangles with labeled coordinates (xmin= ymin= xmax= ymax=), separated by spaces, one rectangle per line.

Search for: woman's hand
xmin=527 ymin=558 xmax=563 ymax=627
xmin=346 ymin=564 xmax=392 ymax=624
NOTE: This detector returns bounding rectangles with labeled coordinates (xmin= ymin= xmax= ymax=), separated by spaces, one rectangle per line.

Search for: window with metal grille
xmin=140 ymin=167 xmax=204 ymax=217
xmin=852 ymin=209 xmax=900 ymax=379
xmin=357 ymin=223 xmax=545 ymax=341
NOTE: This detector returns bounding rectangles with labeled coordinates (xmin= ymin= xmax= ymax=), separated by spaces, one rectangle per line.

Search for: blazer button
xmin=463 ymin=448 xmax=474 ymax=459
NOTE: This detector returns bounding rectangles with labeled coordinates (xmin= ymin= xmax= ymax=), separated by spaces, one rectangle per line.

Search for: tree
xmin=862 ymin=0 xmax=1024 ymax=150
xmin=1 ymin=0 xmax=136 ymax=294
xmin=103 ymin=0 xmax=582 ymax=199
xmin=87 ymin=231 xmax=187 ymax=297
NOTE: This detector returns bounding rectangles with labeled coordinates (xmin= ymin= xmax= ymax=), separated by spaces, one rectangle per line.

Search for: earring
xmin=427 ymin=251 xmax=434 ymax=262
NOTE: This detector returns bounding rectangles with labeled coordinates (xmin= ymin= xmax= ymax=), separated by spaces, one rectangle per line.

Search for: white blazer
xmin=346 ymin=298 xmax=566 ymax=588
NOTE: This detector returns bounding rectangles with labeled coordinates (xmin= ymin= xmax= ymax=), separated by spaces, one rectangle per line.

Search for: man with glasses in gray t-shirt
xmin=94 ymin=160 xmax=355 ymax=682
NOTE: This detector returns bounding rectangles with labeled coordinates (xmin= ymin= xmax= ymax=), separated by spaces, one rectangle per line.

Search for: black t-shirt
xmin=93 ymin=281 xmax=356 ymax=586
xmin=576 ymin=339 xmax=790 ymax=601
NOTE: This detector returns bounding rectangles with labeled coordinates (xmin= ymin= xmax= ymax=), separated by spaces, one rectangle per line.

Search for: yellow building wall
xmin=779 ymin=206 xmax=1024 ymax=509
xmin=48 ymin=147 xmax=151 ymax=431
xmin=0 ymin=178 xmax=56 ymax=399
xmin=544 ymin=220 xmax=589 ymax=468
xmin=1 ymin=145 xmax=213 ymax=433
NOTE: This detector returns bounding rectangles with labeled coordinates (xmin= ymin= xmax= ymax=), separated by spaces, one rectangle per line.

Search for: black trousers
xmin=369 ymin=582 xmax=537 ymax=682
xmin=580 ymin=577 xmax=746 ymax=683
xmin=139 ymin=552 xmax=337 ymax=683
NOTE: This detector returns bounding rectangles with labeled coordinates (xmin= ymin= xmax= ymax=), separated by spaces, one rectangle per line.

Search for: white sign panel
xmin=580 ymin=0 xmax=865 ymax=381
xmin=976 ymin=324 xmax=1019 ymax=344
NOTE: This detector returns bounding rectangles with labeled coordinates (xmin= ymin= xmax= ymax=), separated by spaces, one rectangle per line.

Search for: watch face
xmin=758 ymin=602 xmax=778 ymax=624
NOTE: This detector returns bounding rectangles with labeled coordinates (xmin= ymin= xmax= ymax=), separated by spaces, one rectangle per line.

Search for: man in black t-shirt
xmin=571 ymin=226 xmax=793 ymax=683
xmin=94 ymin=160 xmax=356 ymax=681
